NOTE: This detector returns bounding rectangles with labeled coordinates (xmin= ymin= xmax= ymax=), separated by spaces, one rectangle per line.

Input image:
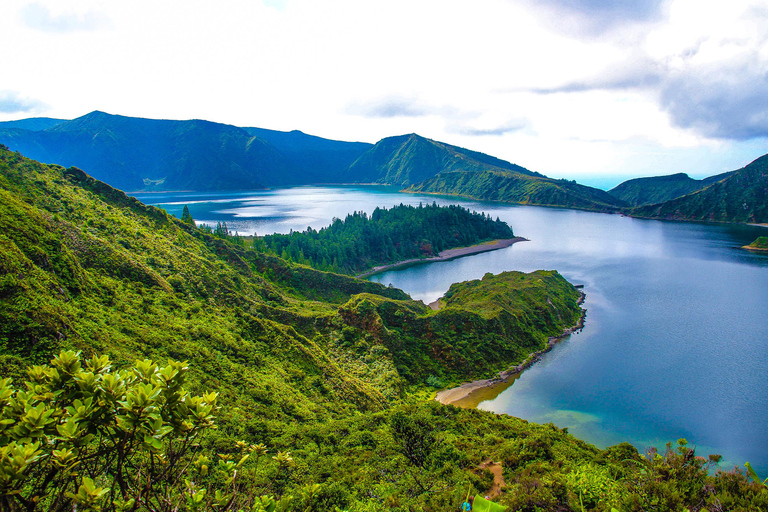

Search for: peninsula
xmin=355 ymin=237 xmax=527 ymax=278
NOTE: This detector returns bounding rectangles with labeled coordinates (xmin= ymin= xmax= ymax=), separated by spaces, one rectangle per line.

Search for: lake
xmin=135 ymin=186 xmax=768 ymax=473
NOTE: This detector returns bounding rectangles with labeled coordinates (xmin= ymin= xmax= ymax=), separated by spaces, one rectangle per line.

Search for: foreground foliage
xmin=0 ymin=351 xmax=294 ymax=512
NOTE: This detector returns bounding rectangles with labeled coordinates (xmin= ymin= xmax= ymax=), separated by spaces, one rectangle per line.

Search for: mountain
xmin=0 ymin=116 xmax=65 ymax=131
xmin=608 ymin=171 xmax=736 ymax=206
xmin=409 ymin=168 xmax=628 ymax=211
xmin=243 ymin=127 xmax=371 ymax=183
xmin=631 ymin=154 xmax=768 ymax=223
xmin=0 ymin=111 xmax=370 ymax=192
xmin=340 ymin=133 xmax=542 ymax=185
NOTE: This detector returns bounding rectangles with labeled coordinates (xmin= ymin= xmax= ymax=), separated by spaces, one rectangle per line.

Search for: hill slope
xmin=409 ymin=168 xmax=628 ymax=211
xmin=631 ymin=154 xmax=768 ymax=223
xmin=243 ymin=127 xmax=371 ymax=183
xmin=0 ymin=144 xmax=584 ymax=404
xmin=340 ymin=133 xmax=541 ymax=186
xmin=0 ymin=112 xmax=371 ymax=192
xmin=0 ymin=116 xmax=65 ymax=131
xmin=609 ymin=171 xmax=736 ymax=206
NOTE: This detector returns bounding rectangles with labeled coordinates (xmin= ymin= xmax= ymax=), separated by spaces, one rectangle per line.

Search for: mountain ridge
xmin=609 ymin=170 xmax=737 ymax=206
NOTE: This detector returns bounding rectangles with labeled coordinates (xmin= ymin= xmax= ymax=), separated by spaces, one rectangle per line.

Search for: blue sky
xmin=1 ymin=0 xmax=767 ymax=188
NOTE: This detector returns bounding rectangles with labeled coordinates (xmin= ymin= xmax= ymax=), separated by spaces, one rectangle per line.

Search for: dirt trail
xmin=478 ymin=459 xmax=506 ymax=499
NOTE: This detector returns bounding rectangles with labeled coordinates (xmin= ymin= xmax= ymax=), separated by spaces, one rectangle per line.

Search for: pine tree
xmin=181 ymin=205 xmax=195 ymax=226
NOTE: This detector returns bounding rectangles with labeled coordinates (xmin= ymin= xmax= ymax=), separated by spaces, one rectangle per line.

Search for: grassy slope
xmin=608 ymin=171 xmax=735 ymax=206
xmin=631 ymin=154 xmax=768 ymax=223
xmin=341 ymin=133 xmax=540 ymax=186
xmin=744 ymin=236 xmax=768 ymax=250
xmin=0 ymin=145 xmax=582 ymax=413
xmin=409 ymin=168 xmax=628 ymax=212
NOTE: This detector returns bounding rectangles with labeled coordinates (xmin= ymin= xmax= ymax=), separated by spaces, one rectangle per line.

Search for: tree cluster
xmin=254 ymin=203 xmax=514 ymax=274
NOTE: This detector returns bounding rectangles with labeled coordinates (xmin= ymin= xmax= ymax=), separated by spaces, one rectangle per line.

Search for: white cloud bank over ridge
xmin=0 ymin=0 xmax=766 ymax=185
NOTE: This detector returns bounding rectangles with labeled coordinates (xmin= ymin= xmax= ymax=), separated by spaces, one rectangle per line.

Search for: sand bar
xmin=355 ymin=237 xmax=527 ymax=278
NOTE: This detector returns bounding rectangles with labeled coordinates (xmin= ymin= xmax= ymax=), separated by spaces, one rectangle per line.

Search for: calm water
xmin=137 ymin=187 xmax=768 ymax=473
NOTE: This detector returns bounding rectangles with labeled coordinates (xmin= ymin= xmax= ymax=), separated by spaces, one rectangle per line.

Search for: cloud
xmin=527 ymin=61 xmax=663 ymax=95
xmin=514 ymin=0 xmax=667 ymax=36
xmin=0 ymin=91 xmax=47 ymax=114
xmin=448 ymin=120 xmax=528 ymax=137
xmin=346 ymin=96 xmax=431 ymax=118
xmin=660 ymin=60 xmax=768 ymax=140
xmin=21 ymin=3 xmax=110 ymax=33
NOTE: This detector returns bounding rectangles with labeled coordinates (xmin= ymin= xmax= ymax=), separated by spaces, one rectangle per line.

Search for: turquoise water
xmin=137 ymin=187 xmax=768 ymax=473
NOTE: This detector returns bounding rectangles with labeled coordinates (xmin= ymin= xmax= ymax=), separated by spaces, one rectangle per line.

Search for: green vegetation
xmin=339 ymin=133 xmax=540 ymax=186
xmin=255 ymin=203 xmax=514 ymax=275
xmin=408 ymin=168 xmax=627 ymax=212
xmin=608 ymin=171 xmax=735 ymax=207
xmin=2 ymin=146 xmax=767 ymax=510
xmin=631 ymin=154 xmax=768 ymax=223
xmin=744 ymin=236 xmax=768 ymax=251
xmin=0 ymin=351 xmax=281 ymax=512
xmin=0 ymin=111 xmax=371 ymax=192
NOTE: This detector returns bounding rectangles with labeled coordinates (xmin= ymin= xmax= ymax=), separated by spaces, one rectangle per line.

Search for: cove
xmin=137 ymin=186 xmax=768 ymax=474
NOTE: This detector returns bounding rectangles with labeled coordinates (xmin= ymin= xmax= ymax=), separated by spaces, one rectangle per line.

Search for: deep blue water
xmin=136 ymin=187 xmax=768 ymax=473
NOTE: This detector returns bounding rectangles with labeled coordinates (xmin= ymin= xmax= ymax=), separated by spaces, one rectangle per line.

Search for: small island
xmin=743 ymin=236 xmax=768 ymax=251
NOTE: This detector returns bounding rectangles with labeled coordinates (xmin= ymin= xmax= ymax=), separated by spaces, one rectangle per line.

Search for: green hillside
xmin=0 ymin=143 xmax=592 ymax=405
xmin=0 ymin=116 xmax=65 ymax=131
xmin=608 ymin=171 xmax=735 ymax=206
xmin=2 ymin=148 xmax=767 ymax=510
xmin=339 ymin=133 xmax=541 ymax=186
xmin=408 ymin=168 xmax=628 ymax=211
xmin=0 ymin=112 xmax=370 ymax=192
xmin=744 ymin=236 xmax=768 ymax=251
xmin=631 ymin=154 xmax=768 ymax=223
xmin=243 ymin=126 xmax=371 ymax=183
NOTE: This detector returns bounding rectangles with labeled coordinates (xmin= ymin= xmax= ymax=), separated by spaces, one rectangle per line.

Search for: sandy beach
xmin=355 ymin=237 xmax=527 ymax=278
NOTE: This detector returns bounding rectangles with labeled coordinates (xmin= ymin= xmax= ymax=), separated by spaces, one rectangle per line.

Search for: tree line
xmin=251 ymin=203 xmax=514 ymax=274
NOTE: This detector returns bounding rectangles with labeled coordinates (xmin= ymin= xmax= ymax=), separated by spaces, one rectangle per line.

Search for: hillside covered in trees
xmin=631 ymin=153 xmax=768 ymax=223
xmin=407 ymin=168 xmax=628 ymax=212
xmin=608 ymin=171 xmax=736 ymax=206
xmin=1 ymin=146 xmax=767 ymax=510
xmin=256 ymin=203 xmax=514 ymax=274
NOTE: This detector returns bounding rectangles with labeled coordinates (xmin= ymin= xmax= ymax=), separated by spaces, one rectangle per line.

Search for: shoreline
xmin=435 ymin=291 xmax=587 ymax=406
xmin=354 ymin=237 xmax=528 ymax=279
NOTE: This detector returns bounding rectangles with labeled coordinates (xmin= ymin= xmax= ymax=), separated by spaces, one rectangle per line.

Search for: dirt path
xmin=478 ymin=459 xmax=506 ymax=499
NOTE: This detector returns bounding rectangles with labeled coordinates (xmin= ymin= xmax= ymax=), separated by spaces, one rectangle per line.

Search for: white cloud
xmin=1 ymin=0 xmax=767 ymax=182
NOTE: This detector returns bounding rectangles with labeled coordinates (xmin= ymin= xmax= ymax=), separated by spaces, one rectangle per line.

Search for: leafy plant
xmin=0 ymin=351 xmax=281 ymax=511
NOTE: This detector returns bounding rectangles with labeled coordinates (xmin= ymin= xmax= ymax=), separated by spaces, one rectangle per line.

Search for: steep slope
xmin=340 ymin=133 xmax=541 ymax=185
xmin=409 ymin=168 xmax=628 ymax=211
xmin=0 ymin=117 xmax=65 ymax=131
xmin=631 ymin=154 xmax=768 ymax=223
xmin=609 ymin=171 xmax=735 ymax=206
xmin=243 ymin=127 xmax=371 ymax=182
xmin=0 ymin=145 xmax=586 ymax=412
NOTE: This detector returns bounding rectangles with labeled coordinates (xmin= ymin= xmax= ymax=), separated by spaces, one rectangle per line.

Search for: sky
xmin=2 ymin=0 xmax=768 ymax=189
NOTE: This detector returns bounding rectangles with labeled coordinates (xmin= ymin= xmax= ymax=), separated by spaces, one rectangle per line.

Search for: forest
xmin=253 ymin=203 xmax=514 ymax=275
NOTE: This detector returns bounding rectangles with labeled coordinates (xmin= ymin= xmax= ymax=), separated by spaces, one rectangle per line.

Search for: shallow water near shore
xmin=139 ymin=187 xmax=768 ymax=474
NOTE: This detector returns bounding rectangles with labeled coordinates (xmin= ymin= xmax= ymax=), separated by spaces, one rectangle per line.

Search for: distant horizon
xmin=0 ymin=109 xmax=746 ymax=192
